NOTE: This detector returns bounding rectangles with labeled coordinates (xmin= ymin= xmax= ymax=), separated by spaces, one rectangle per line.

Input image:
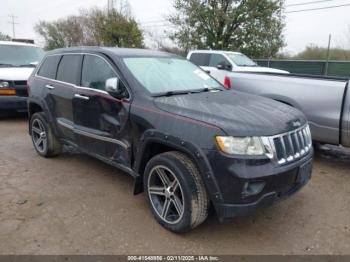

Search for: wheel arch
xmin=133 ymin=130 xmax=220 ymax=201
xmin=28 ymin=101 xmax=44 ymax=119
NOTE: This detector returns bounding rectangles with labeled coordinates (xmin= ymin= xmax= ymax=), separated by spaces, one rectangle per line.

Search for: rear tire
xmin=144 ymin=151 xmax=209 ymax=233
xmin=30 ymin=112 xmax=62 ymax=157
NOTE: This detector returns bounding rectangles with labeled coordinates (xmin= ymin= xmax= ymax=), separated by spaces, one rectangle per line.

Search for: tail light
xmin=224 ymin=76 xmax=231 ymax=89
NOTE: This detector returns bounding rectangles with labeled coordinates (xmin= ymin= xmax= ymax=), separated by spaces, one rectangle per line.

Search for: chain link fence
xmin=255 ymin=59 xmax=350 ymax=78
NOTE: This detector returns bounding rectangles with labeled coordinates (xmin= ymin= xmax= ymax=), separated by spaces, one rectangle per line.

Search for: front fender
xmin=133 ymin=129 xmax=223 ymax=203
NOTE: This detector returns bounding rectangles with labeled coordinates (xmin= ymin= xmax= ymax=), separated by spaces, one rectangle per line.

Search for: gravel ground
xmin=0 ymin=117 xmax=349 ymax=255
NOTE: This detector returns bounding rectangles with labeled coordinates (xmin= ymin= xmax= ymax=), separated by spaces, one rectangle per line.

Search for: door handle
xmin=74 ymin=94 xmax=90 ymax=101
xmin=45 ymin=84 xmax=55 ymax=90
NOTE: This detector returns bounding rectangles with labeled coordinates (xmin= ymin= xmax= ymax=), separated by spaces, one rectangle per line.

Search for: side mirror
xmin=105 ymin=77 xmax=126 ymax=99
xmin=217 ymin=63 xmax=232 ymax=71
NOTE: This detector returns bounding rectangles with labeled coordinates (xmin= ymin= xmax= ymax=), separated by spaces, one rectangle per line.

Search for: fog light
xmin=242 ymin=181 xmax=266 ymax=198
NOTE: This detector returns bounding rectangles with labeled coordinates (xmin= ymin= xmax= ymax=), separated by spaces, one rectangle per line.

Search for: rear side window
xmin=56 ymin=55 xmax=82 ymax=85
xmin=37 ymin=55 xmax=61 ymax=79
xmin=189 ymin=53 xmax=210 ymax=66
xmin=81 ymin=55 xmax=116 ymax=91
xmin=209 ymin=54 xmax=230 ymax=67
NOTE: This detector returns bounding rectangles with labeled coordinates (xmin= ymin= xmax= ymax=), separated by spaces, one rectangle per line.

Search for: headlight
xmin=0 ymin=81 xmax=9 ymax=88
xmin=215 ymin=136 xmax=265 ymax=155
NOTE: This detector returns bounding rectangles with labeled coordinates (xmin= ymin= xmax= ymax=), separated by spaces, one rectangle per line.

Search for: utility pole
xmin=107 ymin=0 xmax=114 ymax=13
xmin=325 ymin=34 xmax=332 ymax=76
xmin=8 ymin=14 xmax=19 ymax=38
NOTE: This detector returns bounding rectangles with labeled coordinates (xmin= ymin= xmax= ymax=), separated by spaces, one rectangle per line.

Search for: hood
xmin=154 ymin=90 xmax=306 ymax=136
xmin=235 ymin=66 xmax=289 ymax=74
xmin=0 ymin=67 xmax=35 ymax=81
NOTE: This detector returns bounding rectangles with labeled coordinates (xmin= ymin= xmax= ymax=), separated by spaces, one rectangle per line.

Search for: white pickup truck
xmin=189 ymin=52 xmax=350 ymax=149
xmin=187 ymin=50 xmax=288 ymax=81
xmin=0 ymin=41 xmax=44 ymax=116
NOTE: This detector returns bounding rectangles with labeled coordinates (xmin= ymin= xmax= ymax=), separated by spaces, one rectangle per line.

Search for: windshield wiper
xmin=154 ymin=87 xmax=222 ymax=97
xmin=0 ymin=63 xmax=15 ymax=67
xmin=154 ymin=90 xmax=191 ymax=97
xmin=191 ymin=87 xmax=222 ymax=93
xmin=18 ymin=64 xmax=36 ymax=68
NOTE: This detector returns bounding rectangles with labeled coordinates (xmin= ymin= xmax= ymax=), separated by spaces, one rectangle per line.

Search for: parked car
xmin=216 ymin=71 xmax=350 ymax=149
xmin=187 ymin=50 xmax=289 ymax=77
xmin=0 ymin=41 xmax=44 ymax=116
xmin=28 ymin=47 xmax=313 ymax=233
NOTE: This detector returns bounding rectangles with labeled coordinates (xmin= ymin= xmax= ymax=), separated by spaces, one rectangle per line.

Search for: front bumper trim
xmin=215 ymin=171 xmax=311 ymax=223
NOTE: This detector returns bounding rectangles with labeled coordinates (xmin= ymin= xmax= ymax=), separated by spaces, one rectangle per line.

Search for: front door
xmin=72 ymin=54 xmax=131 ymax=167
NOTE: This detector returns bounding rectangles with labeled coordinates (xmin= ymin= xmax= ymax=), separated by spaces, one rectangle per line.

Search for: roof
xmin=189 ymin=50 xmax=242 ymax=55
xmin=0 ymin=40 xmax=39 ymax=47
xmin=47 ymin=47 xmax=177 ymax=58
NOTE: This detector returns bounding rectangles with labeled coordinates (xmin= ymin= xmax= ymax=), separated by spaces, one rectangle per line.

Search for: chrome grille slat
xmin=265 ymin=125 xmax=312 ymax=165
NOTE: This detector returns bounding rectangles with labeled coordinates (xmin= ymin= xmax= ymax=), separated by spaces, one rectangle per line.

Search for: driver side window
xmin=81 ymin=55 xmax=116 ymax=91
xmin=209 ymin=54 xmax=230 ymax=67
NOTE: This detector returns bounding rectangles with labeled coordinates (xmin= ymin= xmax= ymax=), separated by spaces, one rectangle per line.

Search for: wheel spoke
xmin=35 ymin=137 xmax=43 ymax=147
xmin=161 ymin=198 xmax=171 ymax=219
xmin=170 ymin=179 xmax=179 ymax=191
xmin=32 ymin=127 xmax=41 ymax=135
xmin=171 ymin=195 xmax=183 ymax=216
xmin=156 ymin=168 xmax=171 ymax=187
xmin=149 ymin=186 xmax=165 ymax=196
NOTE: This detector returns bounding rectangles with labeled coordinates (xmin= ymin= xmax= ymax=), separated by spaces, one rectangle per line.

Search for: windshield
xmin=226 ymin=53 xmax=257 ymax=67
xmin=123 ymin=57 xmax=222 ymax=95
xmin=0 ymin=45 xmax=45 ymax=67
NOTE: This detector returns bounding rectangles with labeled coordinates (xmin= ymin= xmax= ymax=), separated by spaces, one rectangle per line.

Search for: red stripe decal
xmin=131 ymin=103 xmax=220 ymax=130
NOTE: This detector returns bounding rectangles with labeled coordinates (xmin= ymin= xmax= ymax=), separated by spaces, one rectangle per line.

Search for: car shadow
xmin=314 ymin=143 xmax=350 ymax=162
xmin=0 ymin=111 xmax=28 ymax=120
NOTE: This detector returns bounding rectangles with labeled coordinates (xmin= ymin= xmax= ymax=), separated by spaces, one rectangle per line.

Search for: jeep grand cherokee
xmin=27 ymin=47 xmax=313 ymax=233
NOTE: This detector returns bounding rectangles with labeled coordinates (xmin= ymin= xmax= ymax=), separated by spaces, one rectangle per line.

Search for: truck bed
xmin=228 ymin=72 xmax=350 ymax=147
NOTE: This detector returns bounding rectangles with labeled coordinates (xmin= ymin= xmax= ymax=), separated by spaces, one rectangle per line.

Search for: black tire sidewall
xmin=144 ymin=153 xmax=199 ymax=233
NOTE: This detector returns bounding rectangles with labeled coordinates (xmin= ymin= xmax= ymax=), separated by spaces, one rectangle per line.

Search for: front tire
xmin=30 ymin=112 xmax=62 ymax=157
xmin=144 ymin=151 xmax=209 ymax=233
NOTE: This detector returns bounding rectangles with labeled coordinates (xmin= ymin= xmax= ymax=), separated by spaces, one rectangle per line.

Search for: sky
xmin=0 ymin=0 xmax=349 ymax=55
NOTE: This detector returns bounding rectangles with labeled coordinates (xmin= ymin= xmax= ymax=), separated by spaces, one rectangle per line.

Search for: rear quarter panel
xmin=230 ymin=73 xmax=347 ymax=145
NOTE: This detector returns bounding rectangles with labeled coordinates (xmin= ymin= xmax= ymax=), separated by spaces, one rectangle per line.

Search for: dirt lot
xmin=0 ymin=117 xmax=349 ymax=255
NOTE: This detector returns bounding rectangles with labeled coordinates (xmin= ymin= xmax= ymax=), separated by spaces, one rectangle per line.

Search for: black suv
xmin=28 ymin=47 xmax=313 ymax=233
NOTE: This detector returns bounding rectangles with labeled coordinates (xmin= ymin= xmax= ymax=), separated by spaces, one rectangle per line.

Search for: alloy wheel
xmin=31 ymin=118 xmax=47 ymax=154
xmin=147 ymin=165 xmax=185 ymax=224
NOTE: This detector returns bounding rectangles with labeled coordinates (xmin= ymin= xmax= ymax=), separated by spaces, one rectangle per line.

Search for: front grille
xmin=13 ymin=81 xmax=28 ymax=97
xmin=264 ymin=125 xmax=312 ymax=165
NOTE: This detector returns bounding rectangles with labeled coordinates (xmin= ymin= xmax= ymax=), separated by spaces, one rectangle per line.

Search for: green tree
xmin=35 ymin=5 xmax=144 ymax=50
xmin=295 ymin=45 xmax=350 ymax=61
xmin=168 ymin=0 xmax=285 ymax=58
xmin=0 ymin=32 xmax=11 ymax=41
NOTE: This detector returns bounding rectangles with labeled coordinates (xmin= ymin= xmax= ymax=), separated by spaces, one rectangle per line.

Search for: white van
xmin=0 ymin=41 xmax=44 ymax=115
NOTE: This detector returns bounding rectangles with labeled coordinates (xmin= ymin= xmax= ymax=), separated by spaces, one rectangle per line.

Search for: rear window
xmin=189 ymin=53 xmax=210 ymax=67
xmin=37 ymin=55 xmax=61 ymax=79
xmin=56 ymin=55 xmax=82 ymax=85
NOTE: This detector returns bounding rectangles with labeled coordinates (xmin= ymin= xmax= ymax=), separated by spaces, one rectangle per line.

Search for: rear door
xmin=36 ymin=54 xmax=76 ymax=140
xmin=72 ymin=54 xmax=131 ymax=166
xmin=52 ymin=54 xmax=83 ymax=141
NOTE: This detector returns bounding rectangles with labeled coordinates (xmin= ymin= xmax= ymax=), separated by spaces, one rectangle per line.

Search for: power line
xmin=285 ymin=0 xmax=334 ymax=7
xmin=285 ymin=3 xmax=350 ymax=13
xmin=8 ymin=14 xmax=19 ymax=38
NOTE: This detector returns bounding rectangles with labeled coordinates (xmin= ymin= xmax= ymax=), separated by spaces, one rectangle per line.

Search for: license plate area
xmin=296 ymin=161 xmax=312 ymax=183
